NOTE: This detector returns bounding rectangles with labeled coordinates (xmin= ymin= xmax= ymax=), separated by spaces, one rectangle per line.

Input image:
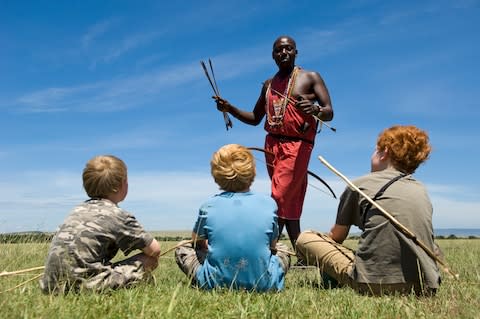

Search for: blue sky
xmin=1 ymin=0 xmax=479 ymax=234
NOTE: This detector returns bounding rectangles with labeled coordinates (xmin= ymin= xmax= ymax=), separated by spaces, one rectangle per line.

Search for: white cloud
xmin=82 ymin=19 xmax=117 ymax=49
xmin=1 ymin=168 xmax=477 ymax=234
xmin=13 ymin=61 xmax=200 ymax=113
xmin=101 ymin=31 xmax=163 ymax=63
xmin=431 ymin=196 xmax=480 ymax=228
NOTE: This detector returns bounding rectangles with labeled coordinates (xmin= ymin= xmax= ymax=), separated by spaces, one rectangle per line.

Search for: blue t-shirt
xmin=193 ymin=191 xmax=285 ymax=291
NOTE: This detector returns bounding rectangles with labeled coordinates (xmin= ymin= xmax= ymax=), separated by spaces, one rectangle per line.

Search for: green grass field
xmin=1 ymin=239 xmax=479 ymax=318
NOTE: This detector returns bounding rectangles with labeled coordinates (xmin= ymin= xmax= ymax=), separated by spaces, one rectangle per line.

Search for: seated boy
xmin=296 ymin=125 xmax=441 ymax=296
xmin=40 ymin=155 xmax=161 ymax=293
xmin=175 ymin=144 xmax=290 ymax=291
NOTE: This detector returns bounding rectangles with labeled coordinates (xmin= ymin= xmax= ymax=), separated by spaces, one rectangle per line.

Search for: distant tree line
xmin=0 ymin=232 xmax=192 ymax=244
xmin=0 ymin=232 xmax=477 ymax=244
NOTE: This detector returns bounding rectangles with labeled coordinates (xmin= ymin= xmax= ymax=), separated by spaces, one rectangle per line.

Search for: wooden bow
xmin=248 ymin=147 xmax=336 ymax=199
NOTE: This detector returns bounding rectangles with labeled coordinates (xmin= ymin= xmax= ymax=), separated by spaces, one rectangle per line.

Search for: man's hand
xmin=295 ymin=95 xmax=321 ymax=116
xmin=213 ymin=96 xmax=231 ymax=113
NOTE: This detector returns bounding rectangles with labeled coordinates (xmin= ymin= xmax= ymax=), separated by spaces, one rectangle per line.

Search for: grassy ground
xmin=1 ymin=239 xmax=479 ymax=319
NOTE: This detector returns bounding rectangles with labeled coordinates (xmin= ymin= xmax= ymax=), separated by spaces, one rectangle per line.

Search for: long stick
xmin=0 ymin=241 xmax=193 ymax=278
xmin=0 ymin=266 xmax=45 ymax=277
xmin=208 ymin=59 xmax=221 ymax=96
xmin=160 ymin=239 xmax=194 ymax=257
xmin=200 ymin=60 xmax=218 ymax=95
xmin=208 ymin=59 xmax=233 ymax=130
xmin=200 ymin=60 xmax=232 ymax=130
xmin=269 ymin=87 xmax=336 ymax=132
xmin=0 ymin=273 xmax=43 ymax=294
xmin=276 ymin=247 xmax=296 ymax=256
xmin=318 ymin=155 xmax=459 ymax=279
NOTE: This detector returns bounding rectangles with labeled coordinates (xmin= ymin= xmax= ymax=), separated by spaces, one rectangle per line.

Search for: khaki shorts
xmin=295 ymin=230 xmax=436 ymax=296
xmin=295 ymin=230 xmax=355 ymax=286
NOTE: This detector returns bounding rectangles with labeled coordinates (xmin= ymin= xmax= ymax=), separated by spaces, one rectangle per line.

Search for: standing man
xmin=215 ymin=35 xmax=334 ymax=249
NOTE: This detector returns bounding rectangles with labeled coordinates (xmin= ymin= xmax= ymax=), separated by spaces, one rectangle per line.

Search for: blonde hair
xmin=377 ymin=125 xmax=431 ymax=174
xmin=82 ymin=155 xmax=127 ymax=198
xmin=211 ymin=144 xmax=256 ymax=192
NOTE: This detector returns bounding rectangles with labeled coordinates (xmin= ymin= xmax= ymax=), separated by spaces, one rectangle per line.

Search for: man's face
xmin=272 ymin=37 xmax=297 ymax=69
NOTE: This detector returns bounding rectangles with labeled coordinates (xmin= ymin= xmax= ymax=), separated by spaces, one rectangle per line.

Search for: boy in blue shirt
xmin=175 ymin=144 xmax=290 ymax=291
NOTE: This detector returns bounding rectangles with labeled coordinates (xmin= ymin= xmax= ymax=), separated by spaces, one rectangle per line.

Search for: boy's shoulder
xmin=66 ymin=199 xmax=130 ymax=225
xmin=57 ymin=200 xmax=139 ymax=240
xmin=203 ymin=192 xmax=276 ymax=207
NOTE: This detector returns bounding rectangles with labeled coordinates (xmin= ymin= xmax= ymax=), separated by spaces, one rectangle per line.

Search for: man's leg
xmin=277 ymin=218 xmax=286 ymax=240
xmin=285 ymin=219 xmax=301 ymax=249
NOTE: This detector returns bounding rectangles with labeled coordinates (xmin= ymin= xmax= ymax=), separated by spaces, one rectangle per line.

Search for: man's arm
xmin=295 ymin=71 xmax=333 ymax=121
xmin=215 ymin=83 xmax=268 ymax=126
xmin=311 ymin=72 xmax=333 ymax=121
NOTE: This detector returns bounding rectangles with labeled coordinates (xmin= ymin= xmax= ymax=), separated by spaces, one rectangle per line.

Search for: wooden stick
xmin=0 ymin=266 xmax=45 ymax=277
xmin=318 ymin=155 xmax=459 ymax=279
xmin=269 ymin=87 xmax=336 ymax=132
xmin=0 ymin=273 xmax=43 ymax=294
xmin=160 ymin=239 xmax=194 ymax=257
xmin=276 ymin=247 xmax=296 ymax=256
xmin=0 ymin=240 xmax=193 ymax=278
xmin=209 ymin=59 xmax=232 ymax=130
xmin=200 ymin=60 xmax=219 ymax=96
xmin=208 ymin=59 xmax=221 ymax=96
xmin=200 ymin=60 xmax=232 ymax=130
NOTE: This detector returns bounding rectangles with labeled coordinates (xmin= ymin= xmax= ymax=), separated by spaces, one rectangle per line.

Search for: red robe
xmin=263 ymin=68 xmax=317 ymax=220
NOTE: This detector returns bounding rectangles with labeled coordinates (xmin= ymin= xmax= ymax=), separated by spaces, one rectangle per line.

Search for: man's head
xmin=211 ymin=144 xmax=256 ymax=192
xmin=83 ymin=155 xmax=128 ymax=200
xmin=272 ymin=35 xmax=297 ymax=69
xmin=372 ymin=125 xmax=431 ymax=174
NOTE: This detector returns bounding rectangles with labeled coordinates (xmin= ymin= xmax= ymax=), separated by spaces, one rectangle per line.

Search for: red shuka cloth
xmin=262 ymin=71 xmax=316 ymax=220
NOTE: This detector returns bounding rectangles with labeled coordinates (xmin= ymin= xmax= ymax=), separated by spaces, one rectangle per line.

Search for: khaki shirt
xmin=41 ymin=199 xmax=153 ymax=293
xmin=336 ymin=168 xmax=440 ymax=289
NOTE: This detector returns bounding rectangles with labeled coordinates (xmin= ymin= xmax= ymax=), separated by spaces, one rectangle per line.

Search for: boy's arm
xmin=141 ymin=238 xmax=161 ymax=271
xmin=270 ymin=239 xmax=278 ymax=254
xmin=143 ymin=238 xmax=161 ymax=258
xmin=192 ymin=231 xmax=208 ymax=250
xmin=328 ymin=224 xmax=350 ymax=244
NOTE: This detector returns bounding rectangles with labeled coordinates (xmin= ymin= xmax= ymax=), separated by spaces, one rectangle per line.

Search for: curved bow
xmin=248 ymin=147 xmax=337 ymax=199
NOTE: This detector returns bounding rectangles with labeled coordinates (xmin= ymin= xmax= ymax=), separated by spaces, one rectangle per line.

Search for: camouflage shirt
xmin=40 ymin=198 xmax=154 ymax=293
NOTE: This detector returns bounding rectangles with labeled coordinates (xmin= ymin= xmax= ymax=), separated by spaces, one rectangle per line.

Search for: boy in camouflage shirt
xmin=40 ymin=155 xmax=161 ymax=293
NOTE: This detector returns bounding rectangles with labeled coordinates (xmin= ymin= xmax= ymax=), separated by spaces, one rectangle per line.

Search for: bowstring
xmin=252 ymin=155 xmax=333 ymax=198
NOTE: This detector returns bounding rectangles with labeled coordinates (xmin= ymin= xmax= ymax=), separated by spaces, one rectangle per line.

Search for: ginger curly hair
xmin=211 ymin=144 xmax=256 ymax=192
xmin=377 ymin=125 xmax=431 ymax=174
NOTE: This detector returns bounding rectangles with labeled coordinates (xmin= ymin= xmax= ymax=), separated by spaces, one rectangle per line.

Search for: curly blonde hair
xmin=82 ymin=155 xmax=127 ymax=198
xmin=377 ymin=125 xmax=431 ymax=174
xmin=211 ymin=144 xmax=256 ymax=192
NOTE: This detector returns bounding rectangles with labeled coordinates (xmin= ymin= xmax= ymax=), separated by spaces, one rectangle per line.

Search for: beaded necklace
xmin=266 ymin=66 xmax=299 ymax=127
